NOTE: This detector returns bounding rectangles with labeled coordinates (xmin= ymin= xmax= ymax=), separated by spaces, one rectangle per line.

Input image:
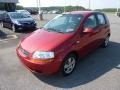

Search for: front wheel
xmin=102 ymin=36 xmax=110 ymax=48
xmin=60 ymin=54 xmax=77 ymax=76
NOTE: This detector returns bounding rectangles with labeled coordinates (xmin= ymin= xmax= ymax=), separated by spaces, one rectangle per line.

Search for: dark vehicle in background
xmin=27 ymin=9 xmax=38 ymax=15
xmin=115 ymin=12 xmax=120 ymax=17
xmin=118 ymin=12 xmax=120 ymax=17
xmin=2 ymin=12 xmax=37 ymax=32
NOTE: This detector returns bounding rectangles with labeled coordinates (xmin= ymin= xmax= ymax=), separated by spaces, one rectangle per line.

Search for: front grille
xmin=20 ymin=21 xmax=34 ymax=25
xmin=19 ymin=47 xmax=30 ymax=56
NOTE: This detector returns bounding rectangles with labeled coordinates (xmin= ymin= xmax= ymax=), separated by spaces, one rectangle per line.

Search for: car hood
xmin=20 ymin=29 xmax=74 ymax=53
xmin=14 ymin=18 xmax=34 ymax=22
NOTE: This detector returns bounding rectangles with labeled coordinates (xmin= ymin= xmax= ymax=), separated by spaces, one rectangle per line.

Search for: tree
xmin=16 ymin=5 xmax=24 ymax=10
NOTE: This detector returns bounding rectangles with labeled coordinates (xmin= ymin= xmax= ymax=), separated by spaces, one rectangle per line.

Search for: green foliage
xmin=95 ymin=8 xmax=119 ymax=12
xmin=25 ymin=6 xmax=86 ymax=12
xmin=16 ymin=5 xmax=24 ymax=10
xmin=65 ymin=6 xmax=85 ymax=12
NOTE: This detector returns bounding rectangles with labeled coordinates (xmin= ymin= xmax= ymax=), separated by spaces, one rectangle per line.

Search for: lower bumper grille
xmin=19 ymin=47 xmax=30 ymax=56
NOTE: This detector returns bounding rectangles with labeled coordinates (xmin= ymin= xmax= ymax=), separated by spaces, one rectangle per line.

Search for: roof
xmin=65 ymin=11 xmax=101 ymax=16
xmin=0 ymin=0 xmax=18 ymax=3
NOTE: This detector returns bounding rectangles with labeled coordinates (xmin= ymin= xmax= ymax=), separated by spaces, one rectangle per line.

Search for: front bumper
xmin=16 ymin=48 xmax=62 ymax=75
xmin=15 ymin=23 xmax=36 ymax=30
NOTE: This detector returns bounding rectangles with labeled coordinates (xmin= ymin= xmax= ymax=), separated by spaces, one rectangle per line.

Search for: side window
xmin=97 ymin=14 xmax=106 ymax=25
xmin=5 ymin=14 xmax=10 ymax=19
xmin=84 ymin=15 xmax=97 ymax=28
xmin=6 ymin=14 xmax=10 ymax=19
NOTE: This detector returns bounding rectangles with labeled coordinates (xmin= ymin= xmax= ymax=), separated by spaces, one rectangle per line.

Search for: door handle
xmin=104 ymin=26 xmax=108 ymax=29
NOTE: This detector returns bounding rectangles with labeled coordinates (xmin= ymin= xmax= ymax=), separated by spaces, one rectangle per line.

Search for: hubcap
xmin=105 ymin=36 xmax=109 ymax=46
xmin=64 ymin=57 xmax=76 ymax=74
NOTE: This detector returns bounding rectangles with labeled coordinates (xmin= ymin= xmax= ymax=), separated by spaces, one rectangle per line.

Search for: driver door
xmin=78 ymin=14 xmax=100 ymax=56
xmin=3 ymin=14 xmax=12 ymax=29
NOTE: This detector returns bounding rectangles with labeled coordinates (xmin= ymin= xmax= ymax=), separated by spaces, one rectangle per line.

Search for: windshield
xmin=9 ymin=13 xmax=29 ymax=19
xmin=43 ymin=14 xmax=83 ymax=33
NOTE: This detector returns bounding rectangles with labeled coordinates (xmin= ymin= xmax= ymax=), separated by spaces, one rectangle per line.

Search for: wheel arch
xmin=66 ymin=51 xmax=79 ymax=61
xmin=108 ymin=33 xmax=110 ymax=37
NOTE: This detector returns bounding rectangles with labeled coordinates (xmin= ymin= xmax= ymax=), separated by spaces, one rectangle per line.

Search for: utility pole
xmin=88 ymin=0 xmax=91 ymax=10
xmin=70 ymin=0 xmax=72 ymax=12
xmin=64 ymin=0 xmax=66 ymax=13
xmin=38 ymin=0 xmax=43 ymax=20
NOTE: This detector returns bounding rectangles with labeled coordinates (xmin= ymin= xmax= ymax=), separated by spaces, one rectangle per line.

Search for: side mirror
xmin=83 ymin=27 xmax=94 ymax=33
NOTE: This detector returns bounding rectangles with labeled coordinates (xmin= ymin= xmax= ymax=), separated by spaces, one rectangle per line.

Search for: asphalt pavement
xmin=0 ymin=14 xmax=120 ymax=90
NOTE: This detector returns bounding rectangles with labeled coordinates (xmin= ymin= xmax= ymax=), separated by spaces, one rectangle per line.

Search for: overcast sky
xmin=18 ymin=0 xmax=120 ymax=10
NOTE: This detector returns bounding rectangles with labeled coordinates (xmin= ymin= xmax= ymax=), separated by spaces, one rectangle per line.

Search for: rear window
xmin=97 ymin=14 xmax=106 ymax=25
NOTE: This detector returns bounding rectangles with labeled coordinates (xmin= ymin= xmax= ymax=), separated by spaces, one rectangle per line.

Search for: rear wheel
xmin=102 ymin=35 xmax=110 ymax=48
xmin=60 ymin=54 xmax=77 ymax=76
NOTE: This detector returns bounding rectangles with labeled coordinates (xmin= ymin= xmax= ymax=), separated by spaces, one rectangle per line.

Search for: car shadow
xmin=33 ymin=41 xmax=120 ymax=88
xmin=0 ymin=30 xmax=7 ymax=39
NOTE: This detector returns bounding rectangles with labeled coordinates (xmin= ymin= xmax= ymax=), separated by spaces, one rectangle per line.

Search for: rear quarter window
xmin=97 ymin=14 xmax=106 ymax=25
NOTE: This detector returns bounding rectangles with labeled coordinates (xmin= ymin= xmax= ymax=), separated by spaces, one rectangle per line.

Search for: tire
xmin=60 ymin=54 xmax=77 ymax=76
xmin=12 ymin=24 xmax=16 ymax=32
xmin=102 ymin=35 xmax=110 ymax=48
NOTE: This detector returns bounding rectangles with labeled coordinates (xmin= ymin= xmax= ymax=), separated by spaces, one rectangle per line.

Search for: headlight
xmin=14 ymin=21 xmax=21 ymax=25
xmin=32 ymin=51 xmax=54 ymax=59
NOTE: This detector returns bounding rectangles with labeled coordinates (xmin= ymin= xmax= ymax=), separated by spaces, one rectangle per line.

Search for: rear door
xmin=3 ymin=13 xmax=12 ymax=29
xmin=96 ymin=13 xmax=110 ymax=44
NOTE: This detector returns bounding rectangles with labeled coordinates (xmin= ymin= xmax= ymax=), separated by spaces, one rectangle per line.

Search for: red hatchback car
xmin=16 ymin=11 xmax=110 ymax=76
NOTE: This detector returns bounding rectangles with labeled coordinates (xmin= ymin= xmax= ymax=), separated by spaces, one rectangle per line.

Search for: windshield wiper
xmin=56 ymin=30 xmax=64 ymax=33
xmin=44 ymin=27 xmax=64 ymax=33
xmin=46 ymin=28 xmax=57 ymax=31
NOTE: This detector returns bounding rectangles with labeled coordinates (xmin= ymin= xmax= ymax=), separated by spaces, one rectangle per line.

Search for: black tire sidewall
xmin=102 ymin=36 xmax=110 ymax=48
xmin=60 ymin=54 xmax=77 ymax=76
